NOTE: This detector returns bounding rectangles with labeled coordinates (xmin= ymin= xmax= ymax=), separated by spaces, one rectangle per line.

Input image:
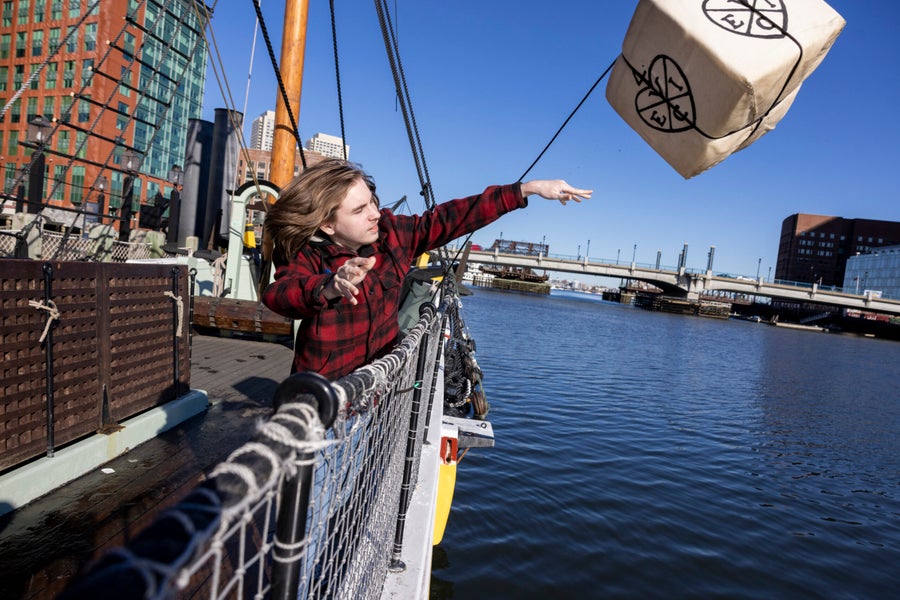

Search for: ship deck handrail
xmin=59 ymin=293 xmax=453 ymax=600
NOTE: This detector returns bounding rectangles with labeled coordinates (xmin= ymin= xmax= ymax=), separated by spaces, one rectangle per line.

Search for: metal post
xmin=167 ymin=165 xmax=184 ymax=245
xmin=119 ymin=175 xmax=134 ymax=242
xmin=120 ymin=149 xmax=143 ymax=241
xmin=170 ymin=267 xmax=181 ymax=396
xmin=26 ymin=115 xmax=53 ymax=214
xmin=94 ymin=175 xmax=107 ymax=225
xmin=15 ymin=170 xmax=26 ymax=212
xmin=389 ymin=308 xmax=436 ymax=572
xmin=27 ymin=153 xmax=46 ymax=214
xmin=270 ymin=372 xmax=339 ymax=600
xmin=655 ymin=250 xmax=661 ymax=270
xmin=420 ymin=305 xmax=442 ymax=442
xmin=188 ymin=268 xmax=197 ymax=357
xmin=42 ymin=263 xmax=56 ymax=457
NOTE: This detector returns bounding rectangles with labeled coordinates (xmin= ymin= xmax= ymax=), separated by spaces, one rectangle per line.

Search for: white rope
xmin=211 ymin=254 xmax=228 ymax=297
xmin=164 ymin=291 xmax=184 ymax=337
xmin=28 ymin=299 xmax=59 ymax=343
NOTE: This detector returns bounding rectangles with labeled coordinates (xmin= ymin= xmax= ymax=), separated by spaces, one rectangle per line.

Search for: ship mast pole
xmin=270 ymin=0 xmax=309 ymax=189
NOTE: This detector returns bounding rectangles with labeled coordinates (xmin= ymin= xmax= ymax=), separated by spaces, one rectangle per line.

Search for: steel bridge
xmin=456 ymin=248 xmax=900 ymax=316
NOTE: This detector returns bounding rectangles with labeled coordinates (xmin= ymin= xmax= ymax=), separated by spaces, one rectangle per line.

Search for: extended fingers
xmin=333 ymin=273 xmax=359 ymax=304
xmin=558 ymin=185 xmax=592 ymax=202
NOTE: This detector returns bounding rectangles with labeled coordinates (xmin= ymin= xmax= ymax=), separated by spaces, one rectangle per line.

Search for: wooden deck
xmin=0 ymin=333 xmax=295 ymax=600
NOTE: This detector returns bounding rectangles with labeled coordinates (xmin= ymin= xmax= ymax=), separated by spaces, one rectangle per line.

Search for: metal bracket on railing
xmin=418 ymin=300 xmax=436 ymax=321
xmin=270 ymin=371 xmax=340 ymax=600
xmin=272 ymin=371 xmax=339 ymax=428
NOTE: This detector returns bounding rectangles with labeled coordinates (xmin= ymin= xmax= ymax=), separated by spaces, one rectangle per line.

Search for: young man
xmin=262 ymin=158 xmax=591 ymax=380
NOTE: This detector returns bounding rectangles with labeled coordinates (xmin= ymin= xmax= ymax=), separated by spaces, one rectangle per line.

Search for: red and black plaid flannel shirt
xmin=262 ymin=183 xmax=527 ymax=380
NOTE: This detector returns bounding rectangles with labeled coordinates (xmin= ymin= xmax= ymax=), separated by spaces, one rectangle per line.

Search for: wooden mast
xmin=270 ymin=0 xmax=309 ymax=190
xmin=262 ymin=0 xmax=309 ymax=267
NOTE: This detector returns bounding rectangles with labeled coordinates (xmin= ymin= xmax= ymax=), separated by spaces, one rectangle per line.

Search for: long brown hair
xmin=264 ymin=159 xmax=378 ymax=266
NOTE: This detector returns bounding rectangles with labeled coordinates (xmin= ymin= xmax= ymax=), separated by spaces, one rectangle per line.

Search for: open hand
xmin=329 ymin=256 xmax=377 ymax=304
xmin=521 ymin=180 xmax=593 ymax=205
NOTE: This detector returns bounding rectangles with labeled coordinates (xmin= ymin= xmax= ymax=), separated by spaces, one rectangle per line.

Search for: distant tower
xmin=250 ymin=110 xmax=276 ymax=151
xmin=305 ymin=133 xmax=349 ymax=160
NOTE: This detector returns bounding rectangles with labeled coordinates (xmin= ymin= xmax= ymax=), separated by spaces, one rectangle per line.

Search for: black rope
xmin=519 ymin=56 xmax=617 ymax=183
xmin=251 ymin=0 xmax=307 ymax=169
xmin=374 ymin=0 xmax=461 ymax=284
xmin=329 ymin=0 xmax=348 ymax=160
xmin=435 ymin=57 xmax=616 ymax=277
xmin=373 ymin=0 xmax=434 ymax=211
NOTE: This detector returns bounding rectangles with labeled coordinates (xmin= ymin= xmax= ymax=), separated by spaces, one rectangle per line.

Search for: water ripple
xmin=435 ymin=290 xmax=900 ymax=599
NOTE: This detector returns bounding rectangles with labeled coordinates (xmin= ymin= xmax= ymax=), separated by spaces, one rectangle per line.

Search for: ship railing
xmin=0 ymin=227 xmax=151 ymax=261
xmin=59 ymin=293 xmax=450 ymax=600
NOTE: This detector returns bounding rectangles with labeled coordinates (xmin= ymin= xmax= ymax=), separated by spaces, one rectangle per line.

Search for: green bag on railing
xmin=397 ymin=266 xmax=444 ymax=335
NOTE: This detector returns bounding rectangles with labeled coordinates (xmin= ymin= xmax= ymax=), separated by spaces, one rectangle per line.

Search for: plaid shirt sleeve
xmin=262 ymin=247 xmax=335 ymax=320
xmin=261 ymin=182 xmax=526 ymax=380
xmin=386 ymin=183 xmax=527 ymax=261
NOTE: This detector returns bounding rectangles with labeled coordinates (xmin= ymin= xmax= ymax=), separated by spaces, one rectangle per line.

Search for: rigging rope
xmin=518 ymin=57 xmax=617 ymax=183
xmin=329 ymin=0 xmax=348 ymax=161
xmin=373 ymin=0 xmax=464 ymax=288
xmin=242 ymin=1 xmax=262 ymax=122
xmin=250 ymin=0 xmax=308 ymax=169
xmin=441 ymin=56 xmax=617 ymax=274
xmin=373 ymin=0 xmax=434 ymax=211
xmin=195 ymin=1 xmax=268 ymax=220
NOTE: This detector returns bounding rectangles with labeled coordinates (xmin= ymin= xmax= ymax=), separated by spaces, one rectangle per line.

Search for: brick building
xmin=775 ymin=213 xmax=900 ymax=287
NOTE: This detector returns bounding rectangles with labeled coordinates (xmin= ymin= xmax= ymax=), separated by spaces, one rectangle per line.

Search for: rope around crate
xmin=163 ymin=291 xmax=184 ymax=338
xmin=28 ymin=299 xmax=59 ymax=343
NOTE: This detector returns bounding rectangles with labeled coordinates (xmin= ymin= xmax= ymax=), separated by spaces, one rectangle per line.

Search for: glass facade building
xmin=0 ymin=0 xmax=210 ymax=222
xmin=843 ymin=245 xmax=900 ymax=300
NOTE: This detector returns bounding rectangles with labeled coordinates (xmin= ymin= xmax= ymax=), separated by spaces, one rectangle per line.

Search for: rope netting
xmin=60 ymin=294 xmax=449 ymax=600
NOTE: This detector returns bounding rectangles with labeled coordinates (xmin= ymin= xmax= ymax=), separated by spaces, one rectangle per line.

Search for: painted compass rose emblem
xmin=702 ymin=0 xmax=788 ymax=39
xmin=633 ymin=55 xmax=696 ymax=133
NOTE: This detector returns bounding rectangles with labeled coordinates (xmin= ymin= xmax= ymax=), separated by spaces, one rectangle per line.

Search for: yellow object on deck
xmin=432 ymin=434 xmax=458 ymax=546
xmin=243 ymin=223 xmax=256 ymax=248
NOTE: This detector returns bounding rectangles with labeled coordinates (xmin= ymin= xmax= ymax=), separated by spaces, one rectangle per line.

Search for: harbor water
xmin=431 ymin=288 xmax=900 ymax=599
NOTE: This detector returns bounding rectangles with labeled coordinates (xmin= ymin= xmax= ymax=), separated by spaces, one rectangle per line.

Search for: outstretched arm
xmin=520 ymin=180 xmax=593 ymax=205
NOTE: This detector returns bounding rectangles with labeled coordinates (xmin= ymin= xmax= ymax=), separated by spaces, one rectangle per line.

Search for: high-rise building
xmin=249 ymin=110 xmax=275 ymax=151
xmin=775 ymin=213 xmax=900 ymax=287
xmin=305 ymin=132 xmax=348 ymax=160
xmin=0 ymin=0 xmax=210 ymax=223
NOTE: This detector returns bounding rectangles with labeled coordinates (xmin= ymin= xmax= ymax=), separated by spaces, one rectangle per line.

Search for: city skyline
xmin=201 ymin=1 xmax=900 ymax=278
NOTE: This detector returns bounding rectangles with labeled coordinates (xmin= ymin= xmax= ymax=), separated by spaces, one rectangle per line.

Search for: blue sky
xmin=201 ymin=1 xmax=899 ymax=279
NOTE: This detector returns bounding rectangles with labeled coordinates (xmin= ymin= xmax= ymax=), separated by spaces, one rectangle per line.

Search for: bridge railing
xmin=455 ymin=246 xmax=895 ymax=300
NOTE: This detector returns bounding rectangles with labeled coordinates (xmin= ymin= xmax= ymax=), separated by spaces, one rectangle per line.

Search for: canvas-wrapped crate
xmin=606 ymin=0 xmax=845 ymax=178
